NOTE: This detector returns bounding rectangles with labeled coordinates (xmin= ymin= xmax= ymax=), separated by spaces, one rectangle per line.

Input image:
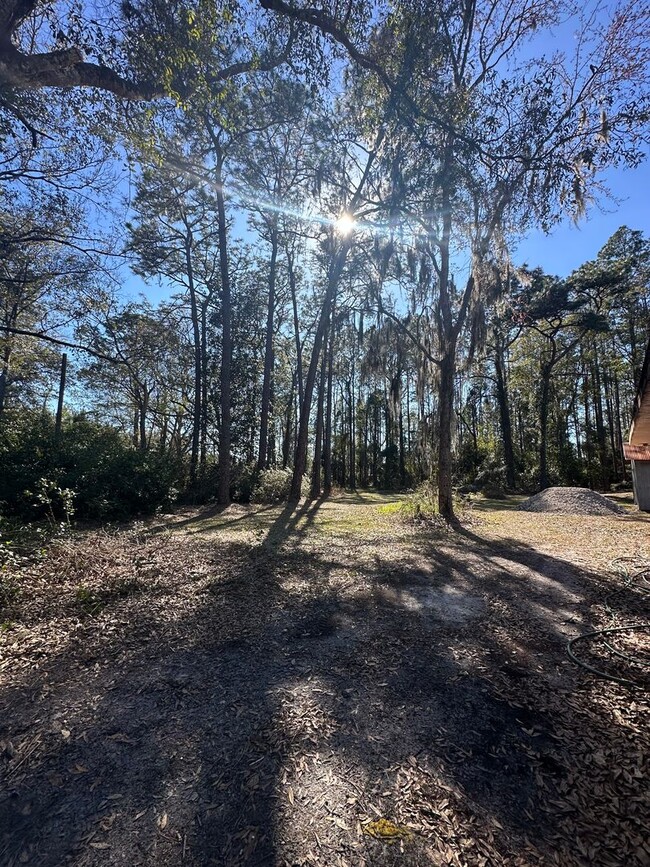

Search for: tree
xmin=266 ymin=0 xmax=650 ymax=518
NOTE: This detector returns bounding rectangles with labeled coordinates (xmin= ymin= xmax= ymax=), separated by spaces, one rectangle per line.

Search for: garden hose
xmin=566 ymin=557 xmax=650 ymax=689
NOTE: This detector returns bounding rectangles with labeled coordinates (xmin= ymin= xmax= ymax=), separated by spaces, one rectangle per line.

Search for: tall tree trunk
xmin=310 ymin=340 xmax=327 ymax=498
xmin=215 ymin=163 xmax=232 ymax=505
xmin=184 ymin=231 xmax=202 ymax=485
xmin=282 ymin=374 xmax=295 ymax=469
xmin=258 ymin=225 xmax=278 ymax=470
xmin=139 ymin=388 xmax=148 ymax=451
xmin=591 ymin=351 xmax=609 ymax=490
xmin=287 ymin=246 xmax=304 ymax=407
xmin=200 ymin=298 xmax=209 ymax=468
xmin=539 ymin=367 xmax=552 ymax=490
xmin=603 ymin=367 xmax=618 ymax=482
xmin=437 ymin=348 xmax=456 ymax=518
xmin=348 ymin=357 xmax=356 ymax=490
xmin=583 ymin=374 xmax=593 ymax=487
xmin=372 ymin=400 xmax=379 ymax=487
xmin=0 ymin=345 xmax=11 ymax=417
xmin=494 ymin=339 xmax=516 ymax=489
xmin=323 ymin=312 xmax=335 ymax=495
xmin=290 ymin=243 xmax=347 ymax=502
xmin=613 ymin=370 xmax=627 ymax=482
xmin=54 ymin=352 xmax=67 ymax=443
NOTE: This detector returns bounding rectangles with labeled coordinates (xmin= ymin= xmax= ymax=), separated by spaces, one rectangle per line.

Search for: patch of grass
xmin=377 ymin=501 xmax=404 ymax=515
xmin=75 ymin=578 xmax=142 ymax=616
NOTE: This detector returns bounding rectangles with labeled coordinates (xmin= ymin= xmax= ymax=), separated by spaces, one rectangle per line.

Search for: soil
xmin=1 ymin=492 xmax=649 ymax=867
xmin=517 ymin=487 xmax=626 ymax=515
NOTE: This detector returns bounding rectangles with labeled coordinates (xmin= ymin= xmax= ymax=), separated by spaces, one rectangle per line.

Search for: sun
xmin=335 ymin=212 xmax=356 ymax=236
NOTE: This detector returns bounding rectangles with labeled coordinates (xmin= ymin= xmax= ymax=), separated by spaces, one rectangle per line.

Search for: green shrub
xmin=0 ymin=411 xmax=183 ymax=521
xmin=230 ymin=462 xmax=259 ymax=503
xmin=250 ymin=468 xmax=309 ymax=504
xmin=480 ymin=483 xmax=507 ymax=499
xmin=251 ymin=468 xmax=293 ymax=503
xmin=399 ymin=482 xmax=438 ymax=520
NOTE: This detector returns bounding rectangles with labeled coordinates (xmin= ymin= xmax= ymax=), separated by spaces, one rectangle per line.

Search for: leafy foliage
xmin=0 ymin=412 xmax=183 ymax=521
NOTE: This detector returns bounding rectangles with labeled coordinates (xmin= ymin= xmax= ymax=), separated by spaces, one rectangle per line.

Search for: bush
xmin=250 ymin=468 xmax=310 ymax=504
xmin=230 ymin=462 xmax=259 ymax=504
xmin=0 ymin=411 xmax=183 ymax=522
xmin=251 ymin=468 xmax=293 ymax=503
xmin=480 ymin=483 xmax=506 ymax=499
xmin=398 ymin=482 xmax=439 ymax=520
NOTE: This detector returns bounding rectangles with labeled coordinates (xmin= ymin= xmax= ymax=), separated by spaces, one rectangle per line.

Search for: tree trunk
xmin=591 ymin=351 xmax=609 ymax=490
xmin=323 ymin=312 xmax=335 ymax=495
xmin=310 ymin=341 xmax=326 ymax=499
xmin=494 ymin=341 xmax=516 ymax=489
xmin=0 ymin=343 xmax=11 ymax=417
xmin=348 ymin=357 xmax=356 ymax=490
xmin=613 ymin=370 xmax=627 ymax=482
xmin=539 ymin=368 xmax=551 ymax=490
xmin=437 ymin=349 xmax=456 ymax=519
xmin=215 ymin=165 xmax=232 ymax=505
xmin=54 ymin=352 xmax=67 ymax=443
xmin=282 ymin=374 xmax=295 ymax=469
xmin=287 ymin=246 xmax=304 ymax=407
xmin=289 ymin=243 xmax=347 ymax=502
xmin=139 ymin=389 xmax=148 ymax=451
xmin=200 ymin=297 xmax=209 ymax=468
xmin=184 ymin=231 xmax=202 ymax=485
xmin=258 ymin=225 xmax=278 ymax=470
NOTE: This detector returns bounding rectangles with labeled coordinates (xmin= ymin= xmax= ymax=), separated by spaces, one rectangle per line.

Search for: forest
xmin=1 ymin=1 xmax=650 ymax=866
xmin=1 ymin=0 xmax=649 ymax=522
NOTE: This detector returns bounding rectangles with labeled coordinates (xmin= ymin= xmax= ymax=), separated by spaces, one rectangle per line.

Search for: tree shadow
xmin=1 ymin=513 xmax=647 ymax=866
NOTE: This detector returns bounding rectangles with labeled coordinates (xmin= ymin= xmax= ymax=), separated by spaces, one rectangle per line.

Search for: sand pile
xmin=517 ymin=486 xmax=625 ymax=516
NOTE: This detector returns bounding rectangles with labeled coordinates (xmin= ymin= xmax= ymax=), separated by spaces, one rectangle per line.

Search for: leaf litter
xmin=0 ymin=495 xmax=648 ymax=866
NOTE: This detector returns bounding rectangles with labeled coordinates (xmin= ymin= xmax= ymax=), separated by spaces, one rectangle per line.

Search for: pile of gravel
xmin=517 ymin=486 xmax=625 ymax=516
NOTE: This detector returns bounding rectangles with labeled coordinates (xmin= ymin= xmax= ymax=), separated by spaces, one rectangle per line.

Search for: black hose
xmin=566 ymin=559 xmax=650 ymax=689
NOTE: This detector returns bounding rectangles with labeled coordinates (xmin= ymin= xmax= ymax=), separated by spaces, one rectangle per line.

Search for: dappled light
xmin=2 ymin=493 xmax=649 ymax=865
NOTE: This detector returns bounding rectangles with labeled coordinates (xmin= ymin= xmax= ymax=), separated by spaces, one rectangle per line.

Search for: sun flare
xmin=335 ymin=212 xmax=356 ymax=236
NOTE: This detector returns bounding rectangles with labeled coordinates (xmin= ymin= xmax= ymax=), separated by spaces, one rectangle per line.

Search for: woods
xmin=1 ymin=0 xmax=649 ymax=521
xmin=2 ymin=3 xmax=650 ymax=866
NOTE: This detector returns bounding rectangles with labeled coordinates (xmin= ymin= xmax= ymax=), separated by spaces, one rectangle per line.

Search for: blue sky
xmin=514 ymin=160 xmax=650 ymax=276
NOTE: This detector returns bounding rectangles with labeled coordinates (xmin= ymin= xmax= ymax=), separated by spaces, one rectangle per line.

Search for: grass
xmin=171 ymin=490 xmax=405 ymax=539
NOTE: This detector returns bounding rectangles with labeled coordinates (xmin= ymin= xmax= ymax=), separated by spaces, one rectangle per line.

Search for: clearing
xmin=1 ymin=492 xmax=649 ymax=867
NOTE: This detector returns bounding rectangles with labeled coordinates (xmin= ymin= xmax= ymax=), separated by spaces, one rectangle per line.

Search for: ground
xmin=1 ymin=492 xmax=649 ymax=867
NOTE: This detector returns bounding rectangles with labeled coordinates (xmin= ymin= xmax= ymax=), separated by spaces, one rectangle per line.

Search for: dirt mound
xmin=517 ymin=486 xmax=625 ymax=516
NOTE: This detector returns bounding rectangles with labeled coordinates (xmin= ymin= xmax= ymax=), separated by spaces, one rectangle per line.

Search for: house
xmin=624 ymin=338 xmax=650 ymax=510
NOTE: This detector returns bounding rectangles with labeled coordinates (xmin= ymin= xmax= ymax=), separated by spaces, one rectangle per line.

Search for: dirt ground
xmin=1 ymin=492 xmax=649 ymax=867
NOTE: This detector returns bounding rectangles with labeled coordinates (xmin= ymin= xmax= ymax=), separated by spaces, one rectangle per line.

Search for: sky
xmin=513 ymin=160 xmax=650 ymax=276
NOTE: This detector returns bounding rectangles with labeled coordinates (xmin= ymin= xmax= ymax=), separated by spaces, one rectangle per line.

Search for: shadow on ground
xmin=1 ymin=494 xmax=647 ymax=866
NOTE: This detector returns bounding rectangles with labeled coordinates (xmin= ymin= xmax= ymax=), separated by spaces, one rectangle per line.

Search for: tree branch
xmin=0 ymin=325 xmax=127 ymax=364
